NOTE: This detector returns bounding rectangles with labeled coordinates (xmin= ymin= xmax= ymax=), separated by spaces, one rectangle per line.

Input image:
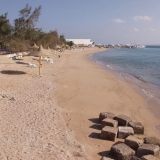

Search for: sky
xmin=0 ymin=0 xmax=160 ymax=45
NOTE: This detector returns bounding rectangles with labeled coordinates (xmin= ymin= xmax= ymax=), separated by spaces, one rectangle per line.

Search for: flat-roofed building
xmin=66 ymin=39 xmax=93 ymax=46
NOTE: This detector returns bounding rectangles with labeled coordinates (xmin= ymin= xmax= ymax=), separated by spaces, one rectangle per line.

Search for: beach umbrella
xmin=28 ymin=45 xmax=52 ymax=75
xmin=28 ymin=45 xmax=52 ymax=57
xmin=29 ymin=43 xmax=39 ymax=50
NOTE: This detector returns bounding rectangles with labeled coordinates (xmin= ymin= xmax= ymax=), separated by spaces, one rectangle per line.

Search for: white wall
xmin=66 ymin=39 xmax=93 ymax=46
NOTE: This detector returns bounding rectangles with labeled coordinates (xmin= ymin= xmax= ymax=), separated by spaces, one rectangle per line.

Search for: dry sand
xmin=0 ymin=48 xmax=159 ymax=160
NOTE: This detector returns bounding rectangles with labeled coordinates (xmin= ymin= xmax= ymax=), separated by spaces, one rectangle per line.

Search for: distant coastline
xmin=146 ymin=45 xmax=160 ymax=48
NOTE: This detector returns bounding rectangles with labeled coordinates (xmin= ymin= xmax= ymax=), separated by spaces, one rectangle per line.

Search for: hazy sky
xmin=0 ymin=0 xmax=160 ymax=45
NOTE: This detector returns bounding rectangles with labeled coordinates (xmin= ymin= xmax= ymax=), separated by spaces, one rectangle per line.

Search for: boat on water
xmin=131 ymin=43 xmax=146 ymax=48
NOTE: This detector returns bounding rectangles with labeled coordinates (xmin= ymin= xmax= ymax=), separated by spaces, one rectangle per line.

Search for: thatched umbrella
xmin=29 ymin=43 xmax=39 ymax=51
xmin=29 ymin=45 xmax=52 ymax=57
xmin=28 ymin=45 xmax=52 ymax=75
xmin=47 ymin=46 xmax=54 ymax=53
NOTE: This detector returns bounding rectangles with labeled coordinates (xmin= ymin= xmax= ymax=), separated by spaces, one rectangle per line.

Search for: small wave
xmin=142 ymin=89 xmax=154 ymax=98
xmin=87 ymin=55 xmax=93 ymax=59
xmin=134 ymin=76 xmax=146 ymax=83
xmin=153 ymin=123 xmax=160 ymax=133
xmin=107 ymin=65 xmax=113 ymax=70
xmin=142 ymin=88 xmax=160 ymax=104
xmin=96 ymin=61 xmax=103 ymax=65
xmin=119 ymin=73 xmax=125 ymax=81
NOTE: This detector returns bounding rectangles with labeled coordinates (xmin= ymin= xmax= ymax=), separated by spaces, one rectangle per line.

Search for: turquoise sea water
xmin=92 ymin=47 xmax=160 ymax=87
xmin=88 ymin=47 xmax=160 ymax=132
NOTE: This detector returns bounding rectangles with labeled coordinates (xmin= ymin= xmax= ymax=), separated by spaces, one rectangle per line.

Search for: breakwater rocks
xmin=98 ymin=112 xmax=160 ymax=160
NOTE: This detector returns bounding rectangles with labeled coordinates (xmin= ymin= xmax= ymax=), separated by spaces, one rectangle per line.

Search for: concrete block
xmin=114 ymin=114 xmax=132 ymax=126
xmin=128 ymin=121 xmax=144 ymax=134
xmin=109 ymin=142 xmax=135 ymax=160
xmin=136 ymin=144 xmax=160 ymax=158
xmin=101 ymin=157 xmax=115 ymax=160
xmin=130 ymin=156 xmax=141 ymax=160
xmin=100 ymin=126 xmax=118 ymax=141
xmin=142 ymin=155 xmax=160 ymax=160
xmin=99 ymin=112 xmax=115 ymax=122
xmin=125 ymin=135 xmax=144 ymax=150
xmin=118 ymin=127 xmax=134 ymax=139
xmin=101 ymin=118 xmax=118 ymax=128
xmin=144 ymin=137 xmax=160 ymax=147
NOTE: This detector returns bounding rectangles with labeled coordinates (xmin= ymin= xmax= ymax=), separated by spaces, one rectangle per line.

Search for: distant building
xmin=66 ymin=39 xmax=93 ymax=46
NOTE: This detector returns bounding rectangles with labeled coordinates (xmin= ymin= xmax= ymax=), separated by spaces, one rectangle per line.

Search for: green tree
xmin=59 ymin=34 xmax=66 ymax=44
xmin=0 ymin=13 xmax=12 ymax=48
xmin=36 ymin=30 xmax=60 ymax=49
xmin=66 ymin=41 xmax=74 ymax=47
xmin=14 ymin=3 xmax=41 ymax=39
xmin=10 ymin=4 xmax=41 ymax=52
xmin=0 ymin=4 xmax=68 ymax=52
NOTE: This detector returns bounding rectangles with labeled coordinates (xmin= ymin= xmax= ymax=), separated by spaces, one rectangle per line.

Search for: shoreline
xmin=56 ymin=47 xmax=160 ymax=159
xmin=88 ymin=50 xmax=160 ymax=134
xmin=0 ymin=48 xmax=159 ymax=159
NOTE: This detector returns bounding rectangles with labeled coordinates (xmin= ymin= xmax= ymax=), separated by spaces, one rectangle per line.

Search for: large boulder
xmin=144 ymin=137 xmax=160 ymax=147
xmin=141 ymin=155 xmax=160 ymax=160
xmin=114 ymin=114 xmax=132 ymax=126
xmin=109 ymin=142 xmax=135 ymax=160
xmin=99 ymin=112 xmax=115 ymax=122
xmin=128 ymin=121 xmax=144 ymax=134
xmin=136 ymin=144 xmax=160 ymax=158
xmin=100 ymin=126 xmax=118 ymax=141
xmin=125 ymin=135 xmax=144 ymax=150
xmin=101 ymin=118 xmax=118 ymax=128
xmin=118 ymin=127 xmax=134 ymax=139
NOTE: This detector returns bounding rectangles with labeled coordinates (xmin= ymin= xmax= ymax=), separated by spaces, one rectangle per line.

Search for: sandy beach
xmin=0 ymin=48 xmax=160 ymax=160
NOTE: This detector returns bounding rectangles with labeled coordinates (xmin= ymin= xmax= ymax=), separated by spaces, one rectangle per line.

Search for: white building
xmin=66 ymin=39 xmax=93 ymax=46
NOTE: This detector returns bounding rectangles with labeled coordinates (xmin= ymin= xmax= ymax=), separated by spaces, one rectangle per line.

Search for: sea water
xmin=88 ymin=47 xmax=160 ymax=133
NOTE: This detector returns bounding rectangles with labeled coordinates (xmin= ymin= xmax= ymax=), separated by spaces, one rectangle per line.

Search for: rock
xmin=101 ymin=118 xmax=118 ymax=128
xmin=101 ymin=157 xmax=115 ymax=160
xmin=125 ymin=135 xmax=144 ymax=150
xmin=100 ymin=126 xmax=118 ymax=141
xmin=131 ymin=156 xmax=141 ymax=160
xmin=114 ymin=114 xmax=132 ymax=126
xmin=10 ymin=97 xmax=15 ymax=101
xmin=99 ymin=112 xmax=115 ymax=122
xmin=144 ymin=137 xmax=160 ymax=147
xmin=136 ymin=144 xmax=160 ymax=158
xmin=0 ymin=94 xmax=6 ymax=99
xmin=128 ymin=121 xmax=144 ymax=134
xmin=118 ymin=127 xmax=134 ymax=139
xmin=109 ymin=142 xmax=135 ymax=160
xmin=142 ymin=154 xmax=160 ymax=160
